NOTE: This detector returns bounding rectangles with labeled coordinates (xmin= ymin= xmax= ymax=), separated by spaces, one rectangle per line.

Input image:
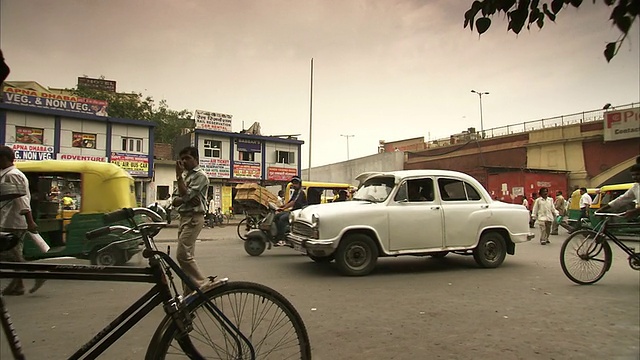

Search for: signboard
xmin=199 ymin=158 xmax=231 ymax=178
xmin=7 ymin=143 xmax=54 ymax=162
xmin=72 ymin=132 xmax=97 ymax=148
xmin=77 ymin=77 xmax=117 ymax=92
xmin=15 ymin=127 xmax=44 ymax=145
xmin=604 ymin=107 xmax=640 ymax=141
xmin=2 ymin=86 xmax=109 ymax=117
xmin=194 ymin=110 xmax=233 ymax=132
xmin=57 ymin=154 xmax=107 ymax=162
xmin=110 ymin=152 xmax=149 ymax=176
xmin=267 ymin=166 xmax=297 ymax=181
xmin=233 ymin=161 xmax=261 ymax=179
xmin=236 ymin=139 xmax=261 ymax=153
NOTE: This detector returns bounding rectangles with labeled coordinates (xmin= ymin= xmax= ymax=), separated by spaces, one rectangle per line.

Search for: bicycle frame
xmin=592 ymin=218 xmax=640 ymax=260
xmin=0 ymin=231 xmax=255 ymax=359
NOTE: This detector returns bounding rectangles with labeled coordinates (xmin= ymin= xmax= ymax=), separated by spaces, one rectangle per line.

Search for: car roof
xmin=357 ymin=169 xmax=478 ymax=181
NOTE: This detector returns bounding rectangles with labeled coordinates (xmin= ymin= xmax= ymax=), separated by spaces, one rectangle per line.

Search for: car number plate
xmin=293 ymin=243 xmax=306 ymax=254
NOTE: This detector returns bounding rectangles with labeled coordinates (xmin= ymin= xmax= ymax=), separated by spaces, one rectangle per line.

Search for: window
xmin=276 ymin=150 xmax=295 ymax=164
xmin=438 ymin=178 xmax=482 ymax=201
xmin=156 ymin=185 xmax=170 ymax=200
xmin=72 ymin=132 xmax=96 ymax=148
xmin=122 ymin=137 xmax=143 ymax=153
xmin=15 ymin=126 xmax=44 ymax=144
xmin=204 ymin=140 xmax=222 ymax=158
xmin=395 ymin=179 xmax=434 ymax=202
xmin=239 ymin=151 xmax=254 ymax=161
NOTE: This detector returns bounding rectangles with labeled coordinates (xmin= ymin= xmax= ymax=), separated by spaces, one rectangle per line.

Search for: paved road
xmin=2 ymin=225 xmax=639 ymax=359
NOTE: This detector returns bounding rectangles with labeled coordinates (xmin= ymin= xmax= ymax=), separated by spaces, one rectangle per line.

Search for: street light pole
xmin=471 ymin=90 xmax=489 ymax=138
xmin=340 ymin=134 xmax=354 ymax=160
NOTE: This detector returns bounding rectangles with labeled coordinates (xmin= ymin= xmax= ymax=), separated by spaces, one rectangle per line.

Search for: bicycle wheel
xmin=236 ymin=218 xmax=255 ymax=240
xmin=146 ymin=281 xmax=311 ymax=360
xmin=560 ymin=230 xmax=612 ymax=285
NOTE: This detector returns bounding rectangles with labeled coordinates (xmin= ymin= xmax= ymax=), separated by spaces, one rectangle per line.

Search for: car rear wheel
xmin=473 ymin=232 xmax=506 ymax=268
xmin=335 ymin=234 xmax=378 ymax=276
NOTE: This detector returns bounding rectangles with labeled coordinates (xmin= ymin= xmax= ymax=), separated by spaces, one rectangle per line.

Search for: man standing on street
xmin=172 ymin=146 xmax=209 ymax=295
xmin=578 ymin=187 xmax=592 ymax=229
xmin=532 ymin=187 xmax=559 ymax=245
xmin=550 ymin=190 xmax=566 ymax=235
xmin=0 ymin=145 xmax=43 ymax=295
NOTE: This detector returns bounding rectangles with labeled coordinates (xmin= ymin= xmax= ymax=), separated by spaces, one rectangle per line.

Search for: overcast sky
xmin=1 ymin=0 xmax=639 ymax=168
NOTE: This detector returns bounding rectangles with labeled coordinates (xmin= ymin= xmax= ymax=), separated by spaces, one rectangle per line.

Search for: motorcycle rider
xmin=274 ymin=176 xmax=307 ymax=246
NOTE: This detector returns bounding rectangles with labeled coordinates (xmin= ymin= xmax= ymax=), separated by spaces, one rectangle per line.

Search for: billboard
xmin=2 ymin=86 xmax=109 ymax=117
xmin=77 ymin=77 xmax=117 ymax=92
xmin=604 ymin=107 xmax=640 ymax=141
xmin=194 ymin=110 xmax=233 ymax=132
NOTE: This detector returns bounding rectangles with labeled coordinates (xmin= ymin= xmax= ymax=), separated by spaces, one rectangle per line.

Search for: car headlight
xmin=289 ymin=211 xmax=295 ymax=223
xmin=311 ymin=214 xmax=319 ymax=227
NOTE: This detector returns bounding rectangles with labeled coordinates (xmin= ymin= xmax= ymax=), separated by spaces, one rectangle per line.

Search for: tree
xmin=464 ymin=0 xmax=639 ymax=61
xmin=72 ymin=83 xmax=194 ymax=144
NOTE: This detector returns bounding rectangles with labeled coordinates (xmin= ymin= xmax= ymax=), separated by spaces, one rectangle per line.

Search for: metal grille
xmin=292 ymin=222 xmax=314 ymax=237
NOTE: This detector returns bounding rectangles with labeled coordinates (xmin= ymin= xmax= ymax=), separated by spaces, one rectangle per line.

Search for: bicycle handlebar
xmin=86 ymin=208 xmax=166 ymax=240
xmin=594 ymin=212 xmax=625 ymax=217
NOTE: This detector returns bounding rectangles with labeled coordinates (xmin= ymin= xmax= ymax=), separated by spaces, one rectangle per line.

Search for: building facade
xmin=1 ymin=84 xmax=155 ymax=205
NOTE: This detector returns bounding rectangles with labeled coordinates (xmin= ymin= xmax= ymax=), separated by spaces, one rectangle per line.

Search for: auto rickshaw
xmin=284 ymin=181 xmax=353 ymax=205
xmin=16 ymin=160 xmax=143 ymax=265
xmin=588 ymin=183 xmax=637 ymax=236
xmin=565 ymin=187 xmax=598 ymax=230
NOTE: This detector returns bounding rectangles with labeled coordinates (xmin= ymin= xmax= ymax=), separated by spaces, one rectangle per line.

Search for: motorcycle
xmin=243 ymin=203 xmax=292 ymax=256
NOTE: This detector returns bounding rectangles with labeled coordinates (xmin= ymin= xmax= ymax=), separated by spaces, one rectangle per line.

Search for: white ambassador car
xmin=287 ymin=170 xmax=534 ymax=276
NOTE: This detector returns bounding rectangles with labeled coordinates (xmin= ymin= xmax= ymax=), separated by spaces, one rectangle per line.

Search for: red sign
xmin=267 ymin=166 xmax=297 ymax=181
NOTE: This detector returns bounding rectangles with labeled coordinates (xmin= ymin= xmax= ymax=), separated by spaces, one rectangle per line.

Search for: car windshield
xmin=353 ymin=176 xmax=395 ymax=203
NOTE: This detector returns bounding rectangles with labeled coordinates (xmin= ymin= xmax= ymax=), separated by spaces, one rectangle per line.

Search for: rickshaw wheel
xmin=91 ymin=247 xmax=124 ymax=266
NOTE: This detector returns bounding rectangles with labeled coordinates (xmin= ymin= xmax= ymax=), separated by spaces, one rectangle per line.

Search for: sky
xmin=1 ymin=0 xmax=639 ymax=168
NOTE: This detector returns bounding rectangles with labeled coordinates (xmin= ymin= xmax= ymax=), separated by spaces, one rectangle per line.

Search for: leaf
xmin=604 ymin=42 xmax=616 ymax=62
xmin=529 ymin=8 xmax=541 ymax=23
xmin=530 ymin=0 xmax=540 ymax=10
xmin=610 ymin=3 xmax=627 ymax=20
xmin=537 ymin=12 xmax=545 ymax=28
xmin=551 ymin=0 xmax=564 ymax=13
xmin=570 ymin=0 xmax=583 ymax=7
xmin=615 ymin=15 xmax=632 ymax=33
xmin=628 ymin=0 xmax=639 ymax=16
xmin=499 ymin=0 xmax=517 ymax=12
xmin=510 ymin=8 xmax=527 ymax=33
xmin=476 ymin=17 xmax=492 ymax=34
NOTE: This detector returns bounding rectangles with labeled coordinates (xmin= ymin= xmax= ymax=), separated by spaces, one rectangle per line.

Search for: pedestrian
xmin=0 ymin=145 xmax=45 ymax=295
xmin=578 ymin=187 xmax=592 ymax=229
xmin=528 ymin=192 xmax=538 ymax=228
xmin=172 ymin=146 xmax=209 ymax=295
xmin=550 ymin=190 xmax=567 ymax=235
xmin=531 ymin=187 xmax=559 ymax=245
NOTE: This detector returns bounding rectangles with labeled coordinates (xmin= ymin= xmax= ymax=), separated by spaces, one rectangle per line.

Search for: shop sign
xmin=2 ymin=85 xmax=109 ymax=117
xmin=7 ymin=143 xmax=54 ymax=162
xmin=604 ymin=107 xmax=639 ymax=141
xmin=15 ymin=127 xmax=44 ymax=144
xmin=233 ymin=161 xmax=261 ymax=179
xmin=200 ymin=158 xmax=231 ymax=178
xmin=110 ymin=152 xmax=149 ymax=176
xmin=77 ymin=77 xmax=117 ymax=92
xmin=57 ymin=154 xmax=108 ymax=162
xmin=194 ymin=110 xmax=233 ymax=132
xmin=267 ymin=166 xmax=297 ymax=181
xmin=236 ymin=139 xmax=261 ymax=153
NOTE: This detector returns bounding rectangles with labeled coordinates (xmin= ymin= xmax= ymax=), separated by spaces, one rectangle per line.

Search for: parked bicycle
xmin=560 ymin=212 xmax=640 ymax=285
xmin=0 ymin=207 xmax=311 ymax=359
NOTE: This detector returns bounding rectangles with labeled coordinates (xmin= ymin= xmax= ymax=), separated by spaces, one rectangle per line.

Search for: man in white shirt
xmin=0 ymin=145 xmax=39 ymax=295
xmin=598 ymin=160 xmax=640 ymax=219
xmin=578 ymin=187 xmax=592 ymax=229
xmin=532 ymin=187 xmax=559 ymax=245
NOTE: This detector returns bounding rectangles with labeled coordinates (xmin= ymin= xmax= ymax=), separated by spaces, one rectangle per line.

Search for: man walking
xmin=532 ymin=187 xmax=559 ymax=245
xmin=550 ymin=190 xmax=566 ymax=235
xmin=172 ymin=146 xmax=209 ymax=295
xmin=578 ymin=187 xmax=592 ymax=229
xmin=0 ymin=145 xmax=43 ymax=295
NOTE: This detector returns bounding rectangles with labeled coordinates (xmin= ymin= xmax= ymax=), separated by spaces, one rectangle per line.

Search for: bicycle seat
xmin=0 ymin=232 xmax=20 ymax=252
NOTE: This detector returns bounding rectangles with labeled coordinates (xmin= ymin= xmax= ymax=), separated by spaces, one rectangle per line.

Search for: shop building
xmin=1 ymin=82 xmax=155 ymax=205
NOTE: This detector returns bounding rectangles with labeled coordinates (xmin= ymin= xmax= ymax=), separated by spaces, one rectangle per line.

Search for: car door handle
xmin=481 ymin=205 xmax=489 ymax=209
xmin=431 ymin=206 xmax=440 ymax=210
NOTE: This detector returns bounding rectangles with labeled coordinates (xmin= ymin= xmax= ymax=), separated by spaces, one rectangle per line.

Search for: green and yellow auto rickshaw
xmin=16 ymin=160 xmax=143 ymax=265
xmin=566 ymin=187 xmax=598 ymax=230
xmin=589 ymin=183 xmax=637 ymax=236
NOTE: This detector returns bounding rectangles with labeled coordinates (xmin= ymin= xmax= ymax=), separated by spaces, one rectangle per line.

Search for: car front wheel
xmin=335 ymin=234 xmax=378 ymax=276
xmin=473 ymin=232 xmax=507 ymax=268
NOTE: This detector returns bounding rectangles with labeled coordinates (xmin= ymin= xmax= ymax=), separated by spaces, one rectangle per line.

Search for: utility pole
xmin=308 ymin=58 xmax=313 ymax=181
xmin=471 ymin=89 xmax=489 ymax=138
xmin=340 ymin=134 xmax=354 ymax=160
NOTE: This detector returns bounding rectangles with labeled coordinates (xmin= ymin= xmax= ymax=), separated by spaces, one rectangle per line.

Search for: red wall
xmin=487 ymin=171 xmax=568 ymax=204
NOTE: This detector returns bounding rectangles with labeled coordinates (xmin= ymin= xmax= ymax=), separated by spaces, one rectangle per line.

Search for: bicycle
xmin=237 ymin=212 xmax=264 ymax=241
xmin=0 ymin=207 xmax=311 ymax=359
xmin=560 ymin=212 xmax=640 ymax=285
